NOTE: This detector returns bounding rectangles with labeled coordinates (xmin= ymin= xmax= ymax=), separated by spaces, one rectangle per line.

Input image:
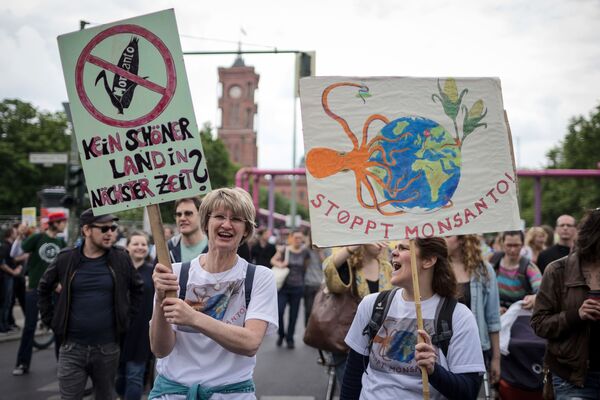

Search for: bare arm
xmin=331 ymin=246 xmax=359 ymax=268
xmin=149 ymin=263 xmax=178 ymax=358
xmin=161 ymin=297 xmax=268 ymax=357
xmin=270 ymin=246 xmax=288 ymax=268
xmin=488 ymin=331 xmax=500 ymax=384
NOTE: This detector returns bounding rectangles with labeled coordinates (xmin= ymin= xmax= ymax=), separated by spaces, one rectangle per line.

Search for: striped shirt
xmin=496 ymin=262 xmax=542 ymax=306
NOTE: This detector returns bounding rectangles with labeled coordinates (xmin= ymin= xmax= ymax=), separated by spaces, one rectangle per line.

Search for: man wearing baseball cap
xmin=12 ymin=211 xmax=67 ymax=376
xmin=38 ymin=208 xmax=143 ymax=399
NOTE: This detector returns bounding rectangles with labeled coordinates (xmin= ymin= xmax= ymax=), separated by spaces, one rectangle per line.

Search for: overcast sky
xmin=2 ymin=0 xmax=599 ymax=170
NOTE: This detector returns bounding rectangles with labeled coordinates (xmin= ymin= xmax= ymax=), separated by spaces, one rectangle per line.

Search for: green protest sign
xmin=58 ymin=9 xmax=211 ymax=214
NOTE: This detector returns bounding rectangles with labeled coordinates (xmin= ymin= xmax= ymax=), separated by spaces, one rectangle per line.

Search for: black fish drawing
xmin=95 ymin=36 xmax=147 ymax=114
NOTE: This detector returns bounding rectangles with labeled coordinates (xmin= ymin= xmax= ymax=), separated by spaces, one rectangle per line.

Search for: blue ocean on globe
xmin=370 ymin=116 xmax=462 ymax=212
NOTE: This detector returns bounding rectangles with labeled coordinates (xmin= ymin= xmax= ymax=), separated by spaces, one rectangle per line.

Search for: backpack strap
xmin=518 ymin=257 xmax=532 ymax=294
xmin=491 ymin=251 xmax=504 ymax=272
xmin=244 ymin=263 xmax=256 ymax=309
xmin=431 ymin=297 xmax=457 ymax=358
xmin=178 ymin=261 xmax=192 ymax=300
xmin=362 ymin=287 xmax=399 ymax=354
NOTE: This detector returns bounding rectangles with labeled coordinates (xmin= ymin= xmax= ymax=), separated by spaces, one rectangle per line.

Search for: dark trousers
xmin=277 ymin=285 xmax=303 ymax=343
xmin=1 ymin=277 xmax=13 ymax=331
xmin=16 ymin=289 xmax=39 ymax=368
xmin=58 ymin=341 xmax=120 ymax=400
xmin=303 ymin=285 xmax=320 ymax=325
xmin=9 ymin=275 xmax=26 ymax=326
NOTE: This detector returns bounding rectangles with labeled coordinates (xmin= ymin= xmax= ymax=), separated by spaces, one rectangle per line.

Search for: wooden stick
xmin=409 ymin=239 xmax=430 ymax=400
xmin=146 ymin=204 xmax=177 ymax=298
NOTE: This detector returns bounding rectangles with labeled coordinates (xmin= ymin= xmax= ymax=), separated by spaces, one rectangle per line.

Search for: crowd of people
xmin=0 ymin=191 xmax=598 ymax=400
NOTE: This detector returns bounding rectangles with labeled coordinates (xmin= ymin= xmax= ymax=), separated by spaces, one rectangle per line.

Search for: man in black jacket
xmin=38 ymin=208 xmax=143 ymax=400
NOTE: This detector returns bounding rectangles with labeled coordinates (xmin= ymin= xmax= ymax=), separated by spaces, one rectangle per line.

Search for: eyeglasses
xmin=90 ymin=224 xmax=118 ymax=233
xmin=175 ymin=210 xmax=196 ymax=218
xmin=557 ymin=224 xmax=575 ymax=228
xmin=209 ymin=213 xmax=246 ymax=225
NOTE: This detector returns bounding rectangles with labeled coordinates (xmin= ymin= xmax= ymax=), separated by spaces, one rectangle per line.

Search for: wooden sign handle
xmin=409 ymin=239 xmax=430 ymax=400
xmin=147 ymin=204 xmax=177 ymax=298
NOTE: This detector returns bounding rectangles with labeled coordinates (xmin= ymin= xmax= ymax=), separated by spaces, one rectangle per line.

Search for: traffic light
xmin=295 ymin=51 xmax=316 ymax=97
xmin=299 ymin=52 xmax=315 ymax=78
xmin=67 ymin=165 xmax=85 ymax=190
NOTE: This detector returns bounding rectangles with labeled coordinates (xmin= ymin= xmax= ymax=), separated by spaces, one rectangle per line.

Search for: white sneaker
xmin=12 ymin=364 xmax=28 ymax=376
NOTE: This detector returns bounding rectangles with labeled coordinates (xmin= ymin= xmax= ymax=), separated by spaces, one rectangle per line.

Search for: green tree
xmin=518 ymin=104 xmax=600 ymax=225
xmin=0 ymin=99 xmax=69 ymax=214
xmin=199 ymin=122 xmax=240 ymax=189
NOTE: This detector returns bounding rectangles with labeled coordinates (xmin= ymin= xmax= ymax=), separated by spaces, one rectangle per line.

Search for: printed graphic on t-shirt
xmin=38 ymin=242 xmax=61 ymax=263
xmin=176 ymin=278 xmax=245 ymax=333
xmin=370 ymin=316 xmax=437 ymax=374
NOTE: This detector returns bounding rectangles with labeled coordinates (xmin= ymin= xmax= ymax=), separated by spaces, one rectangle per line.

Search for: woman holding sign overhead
xmin=149 ymin=188 xmax=278 ymax=399
xmin=341 ymin=238 xmax=485 ymax=400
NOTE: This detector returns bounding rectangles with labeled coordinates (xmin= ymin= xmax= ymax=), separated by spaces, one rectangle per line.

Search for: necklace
xmin=212 ymin=273 xmax=226 ymax=290
xmin=200 ymin=256 xmax=227 ymax=290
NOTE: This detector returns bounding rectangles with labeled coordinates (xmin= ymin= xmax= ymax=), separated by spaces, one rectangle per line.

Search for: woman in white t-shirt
xmin=341 ymin=238 xmax=486 ymax=400
xmin=149 ymin=188 xmax=279 ymax=399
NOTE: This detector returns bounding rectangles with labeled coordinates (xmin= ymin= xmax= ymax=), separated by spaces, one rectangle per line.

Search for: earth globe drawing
xmin=370 ymin=116 xmax=461 ymax=213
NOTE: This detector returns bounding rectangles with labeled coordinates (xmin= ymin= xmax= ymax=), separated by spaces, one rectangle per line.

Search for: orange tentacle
xmin=362 ymin=114 xmax=390 ymax=147
xmin=393 ymin=171 xmax=423 ymax=193
xmin=322 ymin=82 xmax=366 ymax=149
xmin=354 ymin=173 xmax=379 ymax=211
xmin=360 ymin=175 xmax=406 ymax=216
xmin=364 ymin=161 xmax=393 ymax=184
xmin=367 ymin=131 xmax=411 ymax=149
xmin=368 ymin=145 xmax=398 ymax=166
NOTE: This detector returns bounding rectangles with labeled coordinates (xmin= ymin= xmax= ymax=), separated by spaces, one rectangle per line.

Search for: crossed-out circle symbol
xmin=75 ymin=24 xmax=177 ymax=128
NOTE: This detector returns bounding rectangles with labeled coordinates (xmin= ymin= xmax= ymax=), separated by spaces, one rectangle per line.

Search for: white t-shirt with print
xmin=154 ymin=255 xmax=279 ymax=400
xmin=345 ymin=289 xmax=485 ymax=400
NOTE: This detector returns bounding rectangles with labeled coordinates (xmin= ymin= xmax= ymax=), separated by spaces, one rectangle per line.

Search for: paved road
xmin=0 ymin=305 xmax=335 ymax=400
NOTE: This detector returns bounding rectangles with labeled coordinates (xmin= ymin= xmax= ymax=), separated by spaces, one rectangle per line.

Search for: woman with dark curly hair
xmin=341 ymin=238 xmax=485 ymax=400
xmin=446 ymin=235 xmax=501 ymax=386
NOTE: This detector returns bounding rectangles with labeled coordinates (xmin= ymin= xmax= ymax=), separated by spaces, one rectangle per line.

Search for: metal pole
xmin=290 ymin=96 xmax=297 ymax=229
xmin=534 ymin=177 xmax=542 ymax=226
xmin=183 ymin=50 xmax=301 ymax=56
xmin=268 ymin=176 xmax=275 ymax=232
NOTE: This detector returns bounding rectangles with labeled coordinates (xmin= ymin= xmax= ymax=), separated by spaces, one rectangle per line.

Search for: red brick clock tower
xmin=217 ymin=55 xmax=259 ymax=167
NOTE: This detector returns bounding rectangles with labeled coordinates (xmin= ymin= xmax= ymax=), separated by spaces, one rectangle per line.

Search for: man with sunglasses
xmin=168 ymin=197 xmax=208 ymax=263
xmin=38 ymin=208 xmax=143 ymax=399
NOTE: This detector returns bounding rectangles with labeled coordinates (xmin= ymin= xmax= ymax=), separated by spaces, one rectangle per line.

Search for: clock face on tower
xmin=228 ymin=85 xmax=242 ymax=99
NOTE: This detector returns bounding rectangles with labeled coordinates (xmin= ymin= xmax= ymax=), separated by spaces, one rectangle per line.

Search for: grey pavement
xmin=1 ymin=303 xmax=490 ymax=399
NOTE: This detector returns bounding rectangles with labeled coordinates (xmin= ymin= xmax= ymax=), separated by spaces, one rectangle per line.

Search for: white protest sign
xmin=300 ymin=77 xmax=521 ymax=247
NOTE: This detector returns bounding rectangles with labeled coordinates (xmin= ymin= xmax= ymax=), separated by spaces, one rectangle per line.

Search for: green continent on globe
xmin=371 ymin=116 xmax=462 ymax=212
xmin=412 ymin=126 xmax=460 ymax=203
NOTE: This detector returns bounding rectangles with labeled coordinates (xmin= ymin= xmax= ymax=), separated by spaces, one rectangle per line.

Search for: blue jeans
xmin=277 ymin=285 xmax=304 ymax=343
xmin=552 ymin=371 xmax=600 ymax=400
xmin=58 ymin=341 xmax=120 ymax=400
xmin=15 ymin=289 xmax=39 ymax=368
xmin=116 ymin=360 xmax=147 ymax=400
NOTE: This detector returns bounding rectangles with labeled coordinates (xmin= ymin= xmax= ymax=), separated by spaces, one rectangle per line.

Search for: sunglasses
xmin=90 ymin=224 xmax=118 ymax=233
xmin=175 ymin=210 xmax=196 ymax=218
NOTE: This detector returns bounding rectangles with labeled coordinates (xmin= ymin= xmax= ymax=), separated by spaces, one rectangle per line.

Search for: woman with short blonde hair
xmin=150 ymin=187 xmax=278 ymax=399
